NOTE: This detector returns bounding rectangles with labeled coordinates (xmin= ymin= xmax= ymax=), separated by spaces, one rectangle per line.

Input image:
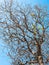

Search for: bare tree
xmin=0 ymin=0 xmax=49 ymax=65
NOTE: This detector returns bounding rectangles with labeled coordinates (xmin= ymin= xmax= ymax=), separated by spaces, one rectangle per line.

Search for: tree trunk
xmin=36 ymin=44 xmax=44 ymax=65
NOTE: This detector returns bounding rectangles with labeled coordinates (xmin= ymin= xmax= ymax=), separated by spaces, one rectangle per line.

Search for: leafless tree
xmin=0 ymin=0 xmax=49 ymax=65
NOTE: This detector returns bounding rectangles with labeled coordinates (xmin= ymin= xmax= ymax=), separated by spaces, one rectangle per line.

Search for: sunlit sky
xmin=0 ymin=0 xmax=49 ymax=65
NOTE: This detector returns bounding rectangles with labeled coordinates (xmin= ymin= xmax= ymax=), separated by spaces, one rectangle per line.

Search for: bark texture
xmin=37 ymin=44 xmax=44 ymax=65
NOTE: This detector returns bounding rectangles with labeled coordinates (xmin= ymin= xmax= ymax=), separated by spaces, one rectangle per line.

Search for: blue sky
xmin=0 ymin=0 xmax=49 ymax=65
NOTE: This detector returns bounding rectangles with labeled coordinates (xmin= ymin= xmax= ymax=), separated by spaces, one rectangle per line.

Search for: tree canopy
xmin=0 ymin=0 xmax=49 ymax=65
